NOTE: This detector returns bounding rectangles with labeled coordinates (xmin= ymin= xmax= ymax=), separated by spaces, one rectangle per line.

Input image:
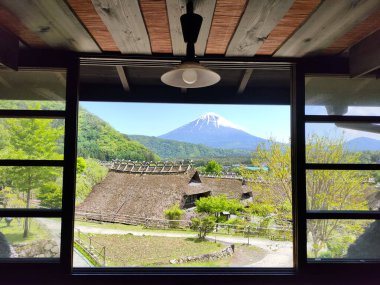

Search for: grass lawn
xmin=89 ymin=234 xmax=224 ymax=266
xmin=0 ymin=218 xmax=50 ymax=244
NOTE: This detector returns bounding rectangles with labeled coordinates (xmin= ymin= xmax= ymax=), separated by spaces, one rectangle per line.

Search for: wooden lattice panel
xmin=67 ymin=0 xmax=119 ymax=52
xmin=140 ymin=0 xmax=172 ymax=54
xmin=205 ymin=0 xmax=247 ymax=55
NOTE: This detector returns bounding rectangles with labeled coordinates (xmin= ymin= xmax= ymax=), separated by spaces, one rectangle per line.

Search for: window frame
xmin=0 ymin=52 xmax=379 ymax=284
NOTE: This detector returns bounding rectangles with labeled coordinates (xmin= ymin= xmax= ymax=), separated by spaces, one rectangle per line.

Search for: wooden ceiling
xmin=0 ymin=0 xmax=379 ymax=59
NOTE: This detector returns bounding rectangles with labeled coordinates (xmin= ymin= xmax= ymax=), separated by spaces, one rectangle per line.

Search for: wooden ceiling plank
xmin=66 ymin=0 xmax=119 ymax=52
xmin=350 ymin=29 xmax=380 ymax=77
xmin=0 ymin=0 xmax=100 ymax=52
xmin=325 ymin=8 xmax=380 ymax=55
xmin=275 ymin=0 xmax=380 ymax=57
xmin=91 ymin=0 xmax=151 ymax=54
xmin=226 ymin=0 xmax=294 ymax=57
xmin=140 ymin=0 xmax=172 ymax=54
xmin=0 ymin=5 xmax=46 ymax=48
xmin=256 ymin=0 xmax=321 ymax=55
xmin=116 ymin=66 xmax=130 ymax=92
xmin=166 ymin=0 xmax=216 ymax=56
xmin=206 ymin=0 xmax=247 ymax=55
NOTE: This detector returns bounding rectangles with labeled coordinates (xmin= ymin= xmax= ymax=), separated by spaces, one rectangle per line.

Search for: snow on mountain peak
xmin=195 ymin=112 xmax=245 ymax=131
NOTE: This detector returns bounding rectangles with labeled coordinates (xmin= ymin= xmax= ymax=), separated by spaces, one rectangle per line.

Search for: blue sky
xmin=80 ymin=102 xmax=380 ymax=142
xmin=80 ymin=102 xmax=291 ymax=143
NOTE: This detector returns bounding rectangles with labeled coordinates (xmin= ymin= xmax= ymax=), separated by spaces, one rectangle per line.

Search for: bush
xmin=163 ymin=204 xmax=184 ymax=228
xmin=190 ymin=216 xmax=216 ymax=239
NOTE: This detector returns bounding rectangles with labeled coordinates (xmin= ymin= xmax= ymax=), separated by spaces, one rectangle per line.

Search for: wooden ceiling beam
xmin=237 ymin=69 xmax=253 ymax=94
xmin=324 ymin=8 xmax=380 ymax=55
xmin=0 ymin=4 xmax=46 ymax=48
xmin=66 ymin=0 xmax=119 ymax=52
xmin=91 ymin=0 xmax=151 ymax=54
xmin=226 ymin=0 xmax=294 ymax=57
xmin=350 ymin=29 xmax=380 ymax=77
xmin=0 ymin=0 xmax=100 ymax=52
xmin=166 ymin=0 xmax=216 ymax=56
xmin=256 ymin=0 xmax=321 ymax=55
xmin=140 ymin=0 xmax=172 ymax=54
xmin=275 ymin=0 xmax=380 ymax=57
xmin=115 ymin=66 xmax=130 ymax=92
xmin=205 ymin=0 xmax=247 ymax=55
xmin=0 ymin=27 xmax=19 ymax=70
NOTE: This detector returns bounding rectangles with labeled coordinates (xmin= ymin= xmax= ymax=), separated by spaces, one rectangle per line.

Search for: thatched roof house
xmin=77 ymin=167 xmax=251 ymax=220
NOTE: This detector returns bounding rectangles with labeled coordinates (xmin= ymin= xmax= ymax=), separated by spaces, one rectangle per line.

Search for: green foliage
xmin=76 ymin=157 xmax=87 ymax=174
xmin=129 ymin=135 xmax=251 ymax=159
xmin=75 ymin=158 xmax=108 ymax=204
xmin=190 ymin=216 xmax=216 ymax=239
xmin=37 ymin=182 xmax=62 ymax=209
xmin=195 ymin=195 xmax=243 ymax=222
xmin=204 ymin=160 xmax=223 ymax=174
xmin=78 ymin=110 xmax=159 ymax=161
xmin=245 ymin=202 xmax=276 ymax=217
xmin=164 ymin=204 xmax=184 ymax=228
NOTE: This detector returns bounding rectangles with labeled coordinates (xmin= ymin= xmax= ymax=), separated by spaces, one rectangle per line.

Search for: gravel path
xmin=36 ymin=219 xmax=92 ymax=267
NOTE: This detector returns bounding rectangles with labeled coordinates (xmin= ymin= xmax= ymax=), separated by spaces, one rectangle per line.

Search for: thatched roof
xmin=78 ymin=170 xmax=251 ymax=220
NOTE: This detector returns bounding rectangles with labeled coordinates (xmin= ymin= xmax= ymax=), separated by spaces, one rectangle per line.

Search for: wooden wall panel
xmin=0 ymin=0 xmax=100 ymax=52
xmin=226 ymin=0 xmax=294 ymax=56
xmin=325 ymin=8 xmax=380 ymax=55
xmin=275 ymin=0 xmax=380 ymax=57
xmin=91 ymin=0 xmax=151 ymax=54
xmin=256 ymin=0 xmax=320 ymax=55
xmin=140 ymin=0 xmax=172 ymax=54
xmin=166 ymin=0 xmax=216 ymax=56
xmin=66 ymin=0 xmax=119 ymax=52
xmin=205 ymin=0 xmax=247 ymax=55
xmin=0 ymin=5 xmax=46 ymax=48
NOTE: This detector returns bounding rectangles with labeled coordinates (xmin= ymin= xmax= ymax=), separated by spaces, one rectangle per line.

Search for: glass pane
xmin=305 ymin=76 xmax=380 ymax=116
xmin=0 ymin=70 xmax=66 ymax=110
xmin=306 ymin=170 xmax=380 ymax=211
xmin=306 ymin=123 xmax=380 ymax=163
xmin=0 ymin=217 xmax=61 ymax=259
xmin=74 ymin=102 xmax=293 ymax=268
xmin=307 ymin=219 xmax=379 ymax=260
xmin=0 ymin=167 xmax=63 ymax=209
xmin=0 ymin=118 xmax=64 ymax=160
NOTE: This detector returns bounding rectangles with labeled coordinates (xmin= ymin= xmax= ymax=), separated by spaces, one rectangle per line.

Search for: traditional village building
xmin=77 ymin=161 xmax=252 ymax=222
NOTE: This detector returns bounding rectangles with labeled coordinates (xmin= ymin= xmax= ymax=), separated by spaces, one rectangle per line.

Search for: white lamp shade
xmin=161 ymin=62 xmax=220 ymax=88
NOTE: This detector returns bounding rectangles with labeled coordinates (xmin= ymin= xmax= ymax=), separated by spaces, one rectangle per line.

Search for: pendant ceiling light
xmin=161 ymin=1 xmax=220 ymax=88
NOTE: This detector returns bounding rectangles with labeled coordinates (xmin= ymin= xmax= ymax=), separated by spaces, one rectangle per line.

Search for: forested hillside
xmin=129 ymin=135 xmax=251 ymax=159
xmin=77 ymin=109 xmax=159 ymax=161
xmin=0 ymin=100 xmax=159 ymax=162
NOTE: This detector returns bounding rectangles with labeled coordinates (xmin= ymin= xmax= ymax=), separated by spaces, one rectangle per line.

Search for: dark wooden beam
xmin=0 ymin=27 xmax=19 ymax=70
xmin=350 ymin=29 xmax=380 ymax=77
xmin=115 ymin=65 xmax=130 ymax=92
xmin=237 ymin=68 xmax=253 ymax=94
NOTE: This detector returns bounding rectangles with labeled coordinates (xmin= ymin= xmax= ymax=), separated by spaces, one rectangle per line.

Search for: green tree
xmin=164 ymin=204 xmax=184 ymax=228
xmin=37 ymin=181 xmax=62 ymax=209
xmin=244 ymin=135 xmax=369 ymax=257
xmin=190 ymin=216 xmax=216 ymax=239
xmin=195 ymin=195 xmax=243 ymax=223
xmin=3 ymin=118 xmax=64 ymax=237
xmin=204 ymin=160 xmax=222 ymax=174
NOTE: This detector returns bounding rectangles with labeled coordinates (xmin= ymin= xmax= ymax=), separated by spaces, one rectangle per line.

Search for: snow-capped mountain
xmin=159 ymin=112 xmax=268 ymax=150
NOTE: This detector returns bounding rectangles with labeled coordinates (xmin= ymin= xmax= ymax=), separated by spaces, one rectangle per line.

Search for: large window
xmin=0 ymin=69 xmax=67 ymax=260
xmin=304 ymin=75 xmax=380 ymax=262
